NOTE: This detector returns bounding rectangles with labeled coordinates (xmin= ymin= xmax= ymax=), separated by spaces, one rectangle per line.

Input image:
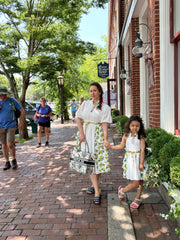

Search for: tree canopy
xmin=0 ymin=0 xmax=108 ymax=138
xmin=0 ymin=0 xmax=107 ymax=99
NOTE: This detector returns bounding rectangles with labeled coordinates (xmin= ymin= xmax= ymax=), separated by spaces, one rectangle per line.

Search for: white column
xmin=139 ymin=18 xmax=149 ymax=129
xmin=160 ymin=0 xmax=174 ymax=133
xmin=124 ymin=46 xmax=131 ymax=117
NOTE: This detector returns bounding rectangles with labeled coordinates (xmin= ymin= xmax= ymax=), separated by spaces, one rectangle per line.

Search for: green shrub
xmin=159 ymin=138 xmax=180 ymax=179
xmin=146 ymin=128 xmax=167 ymax=147
xmin=116 ymin=115 xmax=128 ymax=136
xmin=170 ymin=155 xmax=180 ymax=188
xmin=145 ymin=156 xmax=164 ymax=187
xmin=150 ymin=132 xmax=174 ymax=160
xmin=145 ymin=128 xmax=180 ymax=234
xmin=112 ymin=109 xmax=120 ymax=123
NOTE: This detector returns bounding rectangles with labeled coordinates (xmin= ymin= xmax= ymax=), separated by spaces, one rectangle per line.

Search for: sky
xmin=78 ymin=3 xmax=109 ymax=47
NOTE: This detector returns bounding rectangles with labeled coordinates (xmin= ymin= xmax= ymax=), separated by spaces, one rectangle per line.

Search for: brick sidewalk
xmin=0 ymin=119 xmax=179 ymax=240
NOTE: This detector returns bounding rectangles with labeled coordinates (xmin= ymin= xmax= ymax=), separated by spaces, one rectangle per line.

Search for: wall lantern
xmin=120 ymin=66 xmax=127 ymax=80
xmin=120 ymin=66 xmax=131 ymax=81
xmin=132 ymin=23 xmax=153 ymax=58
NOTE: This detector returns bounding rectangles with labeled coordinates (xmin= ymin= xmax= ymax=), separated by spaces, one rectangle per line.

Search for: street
xmin=0 ymin=119 xmax=179 ymax=240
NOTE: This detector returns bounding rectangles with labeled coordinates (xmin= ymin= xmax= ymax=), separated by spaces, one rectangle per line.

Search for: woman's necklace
xmin=90 ymin=100 xmax=99 ymax=112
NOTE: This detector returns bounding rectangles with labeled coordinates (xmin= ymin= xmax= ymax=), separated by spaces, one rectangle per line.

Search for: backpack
xmin=11 ymin=98 xmax=21 ymax=120
xmin=34 ymin=105 xmax=41 ymax=124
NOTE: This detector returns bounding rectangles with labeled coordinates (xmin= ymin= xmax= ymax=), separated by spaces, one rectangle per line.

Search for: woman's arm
xmin=45 ymin=111 xmax=52 ymax=117
xmin=139 ymin=138 xmax=145 ymax=171
xmin=36 ymin=110 xmax=41 ymax=117
xmin=77 ymin=117 xmax=85 ymax=142
xmin=102 ymin=122 xmax=111 ymax=149
xmin=111 ymin=135 xmax=127 ymax=150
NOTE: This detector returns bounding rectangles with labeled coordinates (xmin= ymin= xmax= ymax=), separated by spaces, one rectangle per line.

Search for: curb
xmin=108 ymin=190 xmax=164 ymax=240
xmin=108 ymin=193 xmax=136 ymax=240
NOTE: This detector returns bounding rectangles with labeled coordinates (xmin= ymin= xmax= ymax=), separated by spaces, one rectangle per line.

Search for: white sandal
xmin=118 ymin=186 xmax=125 ymax=200
xmin=130 ymin=198 xmax=142 ymax=209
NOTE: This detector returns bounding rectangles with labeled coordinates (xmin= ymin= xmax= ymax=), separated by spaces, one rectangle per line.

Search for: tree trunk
xmin=19 ymin=118 xmax=29 ymax=140
xmin=10 ymin=74 xmax=30 ymax=140
xmin=19 ymin=74 xmax=31 ymax=139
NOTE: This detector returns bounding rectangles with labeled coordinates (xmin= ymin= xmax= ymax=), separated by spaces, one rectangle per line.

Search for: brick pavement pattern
xmin=0 ymin=119 xmax=179 ymax=240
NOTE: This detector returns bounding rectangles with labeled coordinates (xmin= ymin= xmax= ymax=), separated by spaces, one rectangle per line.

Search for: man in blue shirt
xmin=0 ymin=87 xmax=25 ymax=170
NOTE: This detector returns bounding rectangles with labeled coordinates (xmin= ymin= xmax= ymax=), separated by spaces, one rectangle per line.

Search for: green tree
xmin=0 ymin=75 xmax=9 ymax=87
xmin=78 ymin=36 xmax=108 ymax=99
xmin=0 ymin=0 xmax=107 ymax=138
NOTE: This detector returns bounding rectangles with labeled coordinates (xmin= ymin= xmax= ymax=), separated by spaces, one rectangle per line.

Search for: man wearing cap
xmin=0 ymin=87 xmax=25 ymax=170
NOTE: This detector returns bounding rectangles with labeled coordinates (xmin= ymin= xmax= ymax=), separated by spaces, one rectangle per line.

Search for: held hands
xmin=104 ymin=140 xmax=111 ymax=149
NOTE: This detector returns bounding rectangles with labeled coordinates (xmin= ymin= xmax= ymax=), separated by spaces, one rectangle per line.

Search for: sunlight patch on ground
xmin=56 ymin=196 xmax=70 ymax=207
xmin=67 ymin=209 xmax=84 ymax=215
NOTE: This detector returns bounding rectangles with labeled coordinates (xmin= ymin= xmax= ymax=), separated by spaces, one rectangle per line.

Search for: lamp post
xmin=57 ymin=73 xmax=64 ymax=124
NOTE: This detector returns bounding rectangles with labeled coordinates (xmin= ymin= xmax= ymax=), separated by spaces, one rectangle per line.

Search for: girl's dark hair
xmin=90 ymin=82 xmax=103 ymax=110
xmin=124 ymin=115 xmax=146 ymax=139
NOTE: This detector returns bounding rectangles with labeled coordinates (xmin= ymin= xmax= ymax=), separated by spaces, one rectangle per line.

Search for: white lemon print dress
xmin=75 ymin=100 xmax=112 ymax=174
xmin=122 ymin=133 xmax=148 ymax=180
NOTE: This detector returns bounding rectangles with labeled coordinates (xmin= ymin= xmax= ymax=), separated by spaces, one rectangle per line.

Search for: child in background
xmin=70 ymin=99 xmax=78 ymax=121
xmin=109 ymin=115 xmax=147 ymax=209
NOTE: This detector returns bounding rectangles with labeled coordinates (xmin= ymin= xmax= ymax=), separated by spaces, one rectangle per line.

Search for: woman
xmin=76 ymin=82 xmax=112 ymax=205
xmin=36 ymin=97 xmax=52 ymax=148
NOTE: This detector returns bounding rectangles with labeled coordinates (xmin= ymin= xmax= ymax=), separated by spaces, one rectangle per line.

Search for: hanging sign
xmin=98 ymin=62 xmax=109 ymax=78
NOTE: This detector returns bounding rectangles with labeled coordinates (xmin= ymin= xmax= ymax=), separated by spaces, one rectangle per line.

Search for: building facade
xmin=108 ymin=0 xmax=180 ymax=134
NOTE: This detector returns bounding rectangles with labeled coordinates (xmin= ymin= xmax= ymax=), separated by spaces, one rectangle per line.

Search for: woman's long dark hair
xmin=90 ymin=82 xmax=103 ymax=110
xmin=124 ymin=115 xmax=146 ymax=139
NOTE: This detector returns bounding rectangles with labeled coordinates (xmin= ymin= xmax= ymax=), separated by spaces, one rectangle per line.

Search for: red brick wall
xmin=129 ymin=18 xmax=140 ymax=116
xmin=108 ymin=0 xmax=160 ymax=126
xmin=125 ymin=0 xmax=131 ymax=15
xmin=148 ymin=0 xmax=160 ymax=128
xmin=108 ymin=0 xmax=121 ymax=78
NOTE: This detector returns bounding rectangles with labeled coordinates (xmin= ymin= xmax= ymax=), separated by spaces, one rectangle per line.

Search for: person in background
xmin=0 ymin=87 xmax=25 ymax=170
xmin=109 ymin=115 xmax=148 ymax=209
xmin=36 ymin=97 xmax=52 ymax=148
xmin=70 ymin=99 xmax=78 ymax=121
xmin=80 ymin=97 xmax=84 ymax=105
xmin=76 ymin=82 xmax=112 ymax=205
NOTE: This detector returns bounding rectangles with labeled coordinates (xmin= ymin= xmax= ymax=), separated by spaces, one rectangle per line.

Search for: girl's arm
xmin=102 ymin=122 xmax=111 ymax=149
xmin=139 ymin=138 xmax=145 ymax=171
xmin=111 ymin=135 xmax=127 ymax=150
xmin=76 ymin=117 xmax=85 ymax=142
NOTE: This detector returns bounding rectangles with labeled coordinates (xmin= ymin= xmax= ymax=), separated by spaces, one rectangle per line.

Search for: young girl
xmin=110 ymin=115 xmax=147 ymax=209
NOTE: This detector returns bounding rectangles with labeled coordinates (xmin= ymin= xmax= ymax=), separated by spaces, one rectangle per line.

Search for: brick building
xmin=108 ymin=0 xmax=180 ymax=134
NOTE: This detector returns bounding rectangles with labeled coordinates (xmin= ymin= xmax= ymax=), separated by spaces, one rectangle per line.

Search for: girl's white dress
xmin=122 ymin=133 xmax=148 ymax=180
xmin=75 ymin=100 xmax=112 ymax=174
